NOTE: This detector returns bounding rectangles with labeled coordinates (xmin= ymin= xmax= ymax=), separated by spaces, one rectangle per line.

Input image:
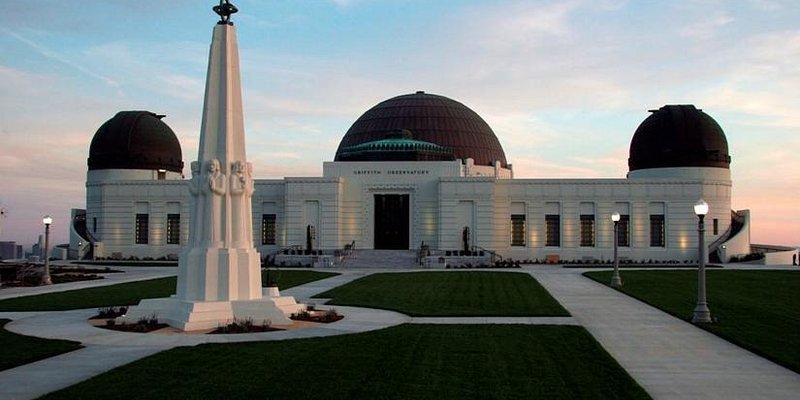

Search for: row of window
xmin=131 ymin=212 xmax=715 ymax=248
xmin=133 ymin=213 xmax=272 ymax=245
xmin=134 ymin=214 xmax=181 ymax=245
xmin=510 ymin=214 xmax=665 ymax=248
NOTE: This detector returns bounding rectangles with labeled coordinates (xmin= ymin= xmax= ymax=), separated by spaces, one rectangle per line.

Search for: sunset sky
xmin=1 ymin=0 xmax=798 ymax=247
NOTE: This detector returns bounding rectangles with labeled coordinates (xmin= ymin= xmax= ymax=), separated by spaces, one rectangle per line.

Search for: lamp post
xmin=691 ymin=199 xmax=711 ymax=323
xmin=41 ymin=215 xmax=53 ymax=286
xmin=610 ymin=212 xmax=622 ymax=287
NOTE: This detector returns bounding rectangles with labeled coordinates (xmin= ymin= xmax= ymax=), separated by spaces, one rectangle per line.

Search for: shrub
xmin=320 ymin=308 xmax=340 ymax=323
xmin=215 ymin=317 xmax=272 ymax=334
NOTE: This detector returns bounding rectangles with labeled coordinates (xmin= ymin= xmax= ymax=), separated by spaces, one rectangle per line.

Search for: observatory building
xmin=71 ymin=92 xmax=751 ymax=264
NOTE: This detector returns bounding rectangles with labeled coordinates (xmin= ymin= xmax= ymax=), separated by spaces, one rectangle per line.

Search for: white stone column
xmin=123 ymin=19 xmax=299 ymax=331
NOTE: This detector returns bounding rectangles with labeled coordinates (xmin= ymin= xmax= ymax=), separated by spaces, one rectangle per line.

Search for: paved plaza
xmin=0 ymin=264 xmax=798 ymax=399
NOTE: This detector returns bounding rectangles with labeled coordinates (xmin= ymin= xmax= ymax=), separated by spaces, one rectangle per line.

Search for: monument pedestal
xmin=121 ymin=245 xmax=305 ymax=331
xmin=177 ymin=247 xmax=263 ymax=301
xmin=120 ymin=296 xmax=293 ymax=331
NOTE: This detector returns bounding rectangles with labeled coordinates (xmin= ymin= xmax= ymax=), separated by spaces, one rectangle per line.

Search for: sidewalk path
xmin=528 ymin=266 xmax=800 ymax=400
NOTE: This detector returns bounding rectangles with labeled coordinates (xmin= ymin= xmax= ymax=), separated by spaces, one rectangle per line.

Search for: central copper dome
xmin=335 ymin=92 xmax=507 ymax=167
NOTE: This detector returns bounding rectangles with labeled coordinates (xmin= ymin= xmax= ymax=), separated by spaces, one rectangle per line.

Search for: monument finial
xmin=213 ymin=0 xmax=238 ymax=25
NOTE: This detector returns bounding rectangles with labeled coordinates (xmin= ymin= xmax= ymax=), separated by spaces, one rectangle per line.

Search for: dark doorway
xmin=374 ymin=194 xmax=409 ymax=249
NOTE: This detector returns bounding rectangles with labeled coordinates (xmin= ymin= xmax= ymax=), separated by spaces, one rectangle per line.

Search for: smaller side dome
xmin=628 ymin=105 xmax=731 ymax=171
xmin=88 ymin=111 xmax=184 ymax=173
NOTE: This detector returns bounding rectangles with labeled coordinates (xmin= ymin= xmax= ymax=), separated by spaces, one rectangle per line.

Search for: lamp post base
xmin=610 ymin=274 xmax=623 ymax=288
xmin=691 ymin=304 xmax=712 ymax=323
xmin=40 ymin=275 xmax=52 ymax=286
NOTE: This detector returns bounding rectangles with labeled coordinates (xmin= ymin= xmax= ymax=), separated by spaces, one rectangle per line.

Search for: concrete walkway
xmin=528 ymin=266 xmax=800 ymax=400
xmin=1 ymin=265 xmax=799 ymax=399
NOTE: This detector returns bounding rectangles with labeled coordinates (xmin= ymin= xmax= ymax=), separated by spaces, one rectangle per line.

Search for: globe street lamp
xmin=41 ymin=215 xmax=53 ymax=286
xmin=610 ymin=212 xmax=622 ymax=288
xmin=691 ymin=199 xmax=711 ymax=323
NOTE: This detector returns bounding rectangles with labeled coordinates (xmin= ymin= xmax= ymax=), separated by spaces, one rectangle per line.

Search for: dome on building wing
xmin=88 ymin=111 xmax=183 ymax=173
xmin=628 ymin=105 xmax=731 ymax=171
xmin=335 ymin=91 xmax=507 ymax=167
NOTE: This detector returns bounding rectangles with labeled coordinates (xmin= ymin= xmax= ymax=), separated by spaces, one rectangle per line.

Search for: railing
xmin=472 ymin=245 xmax=502 ymax=263
xmin=708 ymin=210 xmax=746 ymax=262
xmin=72 ymin=212 xmax=96 ymax=260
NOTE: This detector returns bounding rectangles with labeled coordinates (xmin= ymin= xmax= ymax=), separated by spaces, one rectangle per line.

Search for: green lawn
xmin=42 ymin=324 xmax=650 ymax=400
xmin=315 ymin=271 xmax=569 ymax=317
xmin=265 ymin=269 xmax=338 ymax=290
xmin=584 ymin=270 xmax=800 ymax=373
xmin=0 ymin=270 xmax=338 ymax=312
xmin=0 ymin=319 xmax=83 ymax=372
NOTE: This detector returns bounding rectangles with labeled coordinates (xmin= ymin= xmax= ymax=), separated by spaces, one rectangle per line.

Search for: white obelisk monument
xmin=123 ymin=2 xmax=294 ymax=330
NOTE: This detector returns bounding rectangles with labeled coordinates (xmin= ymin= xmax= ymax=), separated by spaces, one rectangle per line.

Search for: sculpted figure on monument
xmin=204 ymin=159 xmax=227 ymax=245
xmin=230 ymin=161 xmax=246 ymax=194
xmin=188 ymin=161 xmax=206 ymax=245
xmin=244 ymin=162 xmax=255 ymax=241
xmin=188 ymin=161 xmax=202 ymax=197
xmin=230 ymin=160 xmax=248 ymax=246
xmin=244 ymin=162 xmax=255 ymax=198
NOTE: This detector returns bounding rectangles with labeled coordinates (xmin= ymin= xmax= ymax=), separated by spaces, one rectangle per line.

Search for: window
xmin=580 ymin=214 xmax=595 ymax=247
xmin=511 ymin=214 xmax=526 ymax=246
xmin=262 ymin=214 xmax=276 ymax=245
xmin=92 ymin=217 xmax=97 ymax=233
xmin=649 ymin=215 xmax=665 ymax=247
xmin=617 ymin=215 xmax=630 ymax=247
xmin=135 ymin=214 xmax=149 ymax=244
xmin=713 ymin=218 xmax=719 ymax=235
xmin=545 ymin=214 xmax=560 ymax=247
xmin=166 ymin=214 xmax=180 ymax=244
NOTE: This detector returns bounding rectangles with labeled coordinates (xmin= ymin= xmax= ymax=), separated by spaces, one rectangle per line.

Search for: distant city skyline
xmin=1 ymin=0 xmax=798 ymax=248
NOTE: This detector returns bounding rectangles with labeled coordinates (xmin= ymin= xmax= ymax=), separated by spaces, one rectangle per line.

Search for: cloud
xmin=678 ymin=14 xmax=735 ymax=40
xmin=326 ymin=0 xmax=360 ymax=8
xmin=2 ymin=28 xmax=120 ymax=88
xmin=696 ymin=30 xmax=800 ymax=128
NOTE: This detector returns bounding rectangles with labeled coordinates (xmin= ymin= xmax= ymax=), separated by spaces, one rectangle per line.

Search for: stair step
xmin=340 ymin=250 xmax=420 ymax=268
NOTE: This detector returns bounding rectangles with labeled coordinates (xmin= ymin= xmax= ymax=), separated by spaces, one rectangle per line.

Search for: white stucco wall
xmin=82 ymin=162 xmax=737 ymax=262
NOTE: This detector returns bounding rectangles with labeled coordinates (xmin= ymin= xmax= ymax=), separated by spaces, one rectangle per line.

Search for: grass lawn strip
xmin=584 ymin=270 xmax=800 ymax=374
xmin=315 ymin=271 xmax=569 ymax=317
xmin=42 ymin=324 xmax=650 ymax=400
xmin=0 ymin=319 xmax=83 ymax=372
xmin=266 ymin=269 xmax=338 ymax=290
xmin=0 ymin=270 xmax=339 ymax=312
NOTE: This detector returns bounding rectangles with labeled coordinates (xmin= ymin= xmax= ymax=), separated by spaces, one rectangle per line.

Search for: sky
xmin=0 ymin=0 xmax=798 ymax=248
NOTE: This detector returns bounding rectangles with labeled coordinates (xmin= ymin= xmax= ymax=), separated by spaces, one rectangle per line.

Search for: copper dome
xmin=88 ymin=111 xmax=183 ymax=173
xmin=335 ymin=92 xmax=507 ymax=167
xmin=628 ymin=105 xmax=731 ymax=171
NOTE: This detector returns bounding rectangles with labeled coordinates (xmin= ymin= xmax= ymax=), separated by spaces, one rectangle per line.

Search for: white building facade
xmin=71 ymin=94 xmax=751 ymax=264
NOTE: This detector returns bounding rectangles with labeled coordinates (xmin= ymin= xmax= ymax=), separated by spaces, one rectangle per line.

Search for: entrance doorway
xmin=374 ymin=194 xmax=409 ymax=249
